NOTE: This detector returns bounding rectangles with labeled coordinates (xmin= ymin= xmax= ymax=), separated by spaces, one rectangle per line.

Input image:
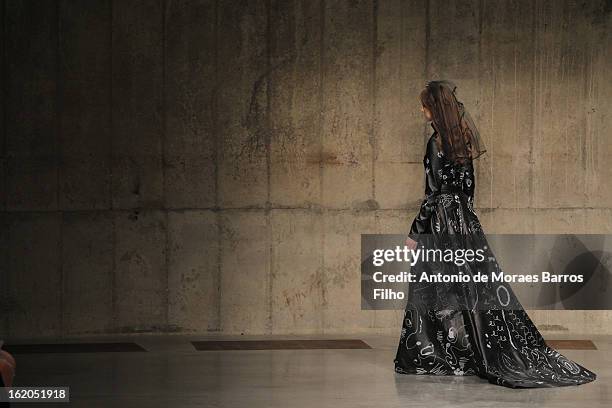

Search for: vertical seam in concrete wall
xmin=162 ymin=0 xmax=170 ymax=330
xmin=110 ymin=0 xmax=117 ymax=332
xmin=4 ymin=214 xmax=9 ymax=336
xmin=423 ymin=0 xmax=430 ymax=144
xmin=486 ymin=0 xmax=494 ymax=209
xmin=370 ymin=0 xmax=378 ymax=203
xmin=530 ymin=0 xmax=541 ymax=211
xmin=583 ymin=5 xmax=592 ymax=205
xmin=477 ymin=0 xmax=486 ymax=210
xmin=318 ymin=0 xmax=326 ymax=332
xmin=1 ymin=0 xmax=5 ymax=212
xmin=370 ymin=0 xmax=378 ymax=330
xmin=59 ymin=211 xmax=64 ymax=337
xmin=528 ymin=0 xmax=536 ymax=210
xmin=111 ymin=210 xmax=117 ymax=333
xmin=213 ymin=0 xmax=221 ymax=332
xmin=55 ymin=0 xmax=61 ymax=212
xmin=56 ymin=0 xmax=65 ymax=337
xmin=477 ymin=0 xmax=483 ymax=101
xmin=265 ymin=0 xmax=273 ymax=334
xmin=512 ymin=2 xmax=519 ymax=210
xmin=0 ymin=0 xmax=5 ymax=336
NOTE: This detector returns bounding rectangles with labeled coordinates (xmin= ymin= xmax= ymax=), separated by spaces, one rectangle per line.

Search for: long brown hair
xmin=420 ymin=80 xmax=486 ymax=164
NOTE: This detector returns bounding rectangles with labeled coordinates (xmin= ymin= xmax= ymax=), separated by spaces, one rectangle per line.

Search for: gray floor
xmin=9 ymin=334 xmax=610 ymax=407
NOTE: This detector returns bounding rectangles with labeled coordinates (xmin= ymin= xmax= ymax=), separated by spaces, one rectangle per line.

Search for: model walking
xmin=394 ymin=80 xmax=596 ymax=388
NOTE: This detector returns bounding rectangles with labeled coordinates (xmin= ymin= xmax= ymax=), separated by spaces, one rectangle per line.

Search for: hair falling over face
xmin=420 ymin=80 xmax=486 ymax=164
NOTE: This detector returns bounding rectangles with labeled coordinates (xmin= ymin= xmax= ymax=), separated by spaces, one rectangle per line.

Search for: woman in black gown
xmin=394 ymin=80 xmax=597 ymax=388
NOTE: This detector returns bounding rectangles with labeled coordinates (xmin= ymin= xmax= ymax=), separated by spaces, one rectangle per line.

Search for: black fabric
xmin=396 ymin=131 xmax=597 ymax=388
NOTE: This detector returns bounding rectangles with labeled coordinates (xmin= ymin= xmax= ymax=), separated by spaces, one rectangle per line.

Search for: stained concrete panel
xmin=217 ymin=0 xmax=268 ymax=208
xmin=220 ymin=211 xmax=270 ymax=334
xmin=59 ymin=0 xmax=112 ymax=210
xmin=428 ymin=0 xmax=480 ymax=81
xmin=5 ymin=0 xmax=58 ymax=210
xmin=6 ymin=213 xmax=62 ymax=337
xmin=270 ymin=210 xmax=324 ymax=333
xmin=6 ymin=156 xmax=58 ymax=211
xmin=479 ymin=1 xmax=535 ymax=150
xmin=165 ymin=0 xmax=217 ymax=209
xmin=322 ymin=211 xmax=376 ymax=332
xmin=111 ymin=0 xmax=164 ymax=209
xmin=4 ymin=0 xmax=58 ymax=157
xmin=489 ymin=155 xmax=532 ymax=209
xmin=321 ymin=0 xmax=374 ymax=209
xmin=529 ymin=1 xmax=608 ymax=209
xmin=375 ymin=0 xmax=427 ymax=164
xmin=114 ymin=210 xmax=167 ymax=331
xmin=477 ymin=208 xmax=535 ymax=234
xmin=269 ymin=0 xmax=322 ymax=208
xmin=533 ymin=208 xmax=587 ymax=234
xmin=584 ymin=209 xmax=612 ymax=234
xmin=478 ymin=1 xmax=537 ymax=211
xmin=585 ymin=12 xmax=612 ymax=209
xmin=112 ymin=156 xmax=165 ymax=210
xmin=62 ymin=211 xmax=113 ymax=334
xmin=164 ymin=156 xmax=215 ymax=210
xmin=168 ymin=210 xmax=219 ymax=332
xmin=375 ymin=210 xmax=413 ymax=235
xmin=375 ymin=162 xmax=424 ymax=210
xmin=60 ymin=157 xmax=112 ymax=210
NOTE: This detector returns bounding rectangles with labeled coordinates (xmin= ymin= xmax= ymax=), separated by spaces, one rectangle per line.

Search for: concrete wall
xmin=0 ymin=0 xmax=611 ymax=339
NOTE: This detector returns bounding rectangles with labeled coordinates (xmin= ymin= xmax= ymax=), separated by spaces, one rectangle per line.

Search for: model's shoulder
xmin=428 ymin=131 xmax=441 ymax=143
xmin=426 ymin=132 xmax=441 ymax=152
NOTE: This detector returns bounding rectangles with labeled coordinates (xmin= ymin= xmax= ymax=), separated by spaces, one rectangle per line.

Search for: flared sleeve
xmin=408 ymin=134 xmax=442 ymax=240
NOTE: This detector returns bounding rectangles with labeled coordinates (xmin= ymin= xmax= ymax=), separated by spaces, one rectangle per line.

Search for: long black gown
xmin=394 ymin=128 xmax=597 ymax=388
